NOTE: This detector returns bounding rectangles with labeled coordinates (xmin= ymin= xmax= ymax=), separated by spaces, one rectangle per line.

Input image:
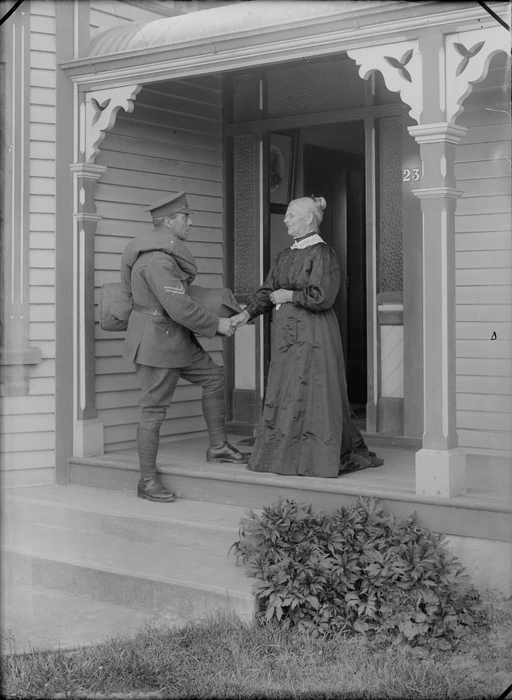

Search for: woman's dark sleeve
xmin=292 ymin=245 xmax=341 ymax=312
xmin=243 ymin=254 xmax=281 ymax=320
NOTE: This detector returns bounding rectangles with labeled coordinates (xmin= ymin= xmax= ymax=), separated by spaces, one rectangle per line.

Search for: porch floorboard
xmin=97 ymin=434 xmax=511 ymax=508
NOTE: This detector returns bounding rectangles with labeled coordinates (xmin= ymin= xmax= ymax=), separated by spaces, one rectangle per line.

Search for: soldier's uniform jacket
xmin=121 ymin=233 xmax=219 ymax=368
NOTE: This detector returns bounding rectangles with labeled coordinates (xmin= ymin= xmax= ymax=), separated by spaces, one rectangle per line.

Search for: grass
xmin=2 ymin=592 xmax=511 ymax=700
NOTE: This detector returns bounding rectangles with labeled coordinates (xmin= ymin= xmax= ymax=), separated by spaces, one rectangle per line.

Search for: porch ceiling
xmin=60 ymin=0 xmax=495 ymax=90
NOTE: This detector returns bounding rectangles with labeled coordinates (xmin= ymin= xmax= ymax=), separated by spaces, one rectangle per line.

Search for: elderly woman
xmin=232 ymin=195 xmax=382 ymax=478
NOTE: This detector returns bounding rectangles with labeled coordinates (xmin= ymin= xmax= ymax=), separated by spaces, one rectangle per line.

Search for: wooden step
xmin=68 ymin=450 xmax=512 ymax=544
xmin=3 ymin=485 xmax=249 ymax=558
xmin=2 ymin=486 xmax=256 ymax=625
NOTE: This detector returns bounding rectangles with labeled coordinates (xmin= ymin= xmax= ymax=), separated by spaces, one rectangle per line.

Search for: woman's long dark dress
xmin=244 ymin=242 xmax=354 ymax=478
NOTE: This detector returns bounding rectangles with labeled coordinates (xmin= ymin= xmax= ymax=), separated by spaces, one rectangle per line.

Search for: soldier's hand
xmin=230 ymin=311 xmax=250 ymax=329
xmin=218 ymin=317 xmax=235 ymax=337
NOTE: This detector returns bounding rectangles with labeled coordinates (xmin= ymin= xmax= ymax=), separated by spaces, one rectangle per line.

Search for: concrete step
xmin=3 ymin=485 xmax=250 ymax=558
xmin=3 ymin=522 xmax=255 ymax=623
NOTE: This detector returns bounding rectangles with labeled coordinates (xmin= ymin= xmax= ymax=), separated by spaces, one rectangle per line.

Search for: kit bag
xmin=100 ymin=283 xmax=132 ymax=332
xmin=100 ymin=282 xmax=243 ymax=333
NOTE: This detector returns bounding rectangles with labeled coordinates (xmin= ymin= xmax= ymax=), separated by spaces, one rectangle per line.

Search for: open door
xmin=302 ymin=143 xmax=367 ymax=406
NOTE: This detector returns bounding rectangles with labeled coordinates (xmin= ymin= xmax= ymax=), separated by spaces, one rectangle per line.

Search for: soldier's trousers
xmin=135 ymin=345 xmax=225 ymax=479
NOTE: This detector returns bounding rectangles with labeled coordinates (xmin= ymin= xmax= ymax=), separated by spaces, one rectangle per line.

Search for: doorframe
xmin=301 ymin=142 xmax=367 ymax=406
xmin=226 ymin=85 xmax=404 ymax=434
xmin=259 ymin=122 xmax=376 ymax=418
xmin=364 ymin=114 xmax=379 ymax=434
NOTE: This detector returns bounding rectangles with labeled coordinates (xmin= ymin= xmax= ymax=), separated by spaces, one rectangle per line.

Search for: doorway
xmin=264 ymin=122 xmax=367 ymax=410
xmin=302 ymin=142 xmax=367 ymax=406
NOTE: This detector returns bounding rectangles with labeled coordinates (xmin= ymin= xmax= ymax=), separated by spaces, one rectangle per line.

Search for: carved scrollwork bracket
xmin=445 ymin=27 xmax=510 ymax=123
xmin=80 ymin=84 xmax=142 ymax=163
xmin=347 ymin=41 xmax=422 ymax=124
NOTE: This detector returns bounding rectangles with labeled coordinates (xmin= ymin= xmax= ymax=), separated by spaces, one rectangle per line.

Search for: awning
xmin=60 ymin=0 xmax=486 ymax=90
xmin=84 ymin=1 xmax=360 ymax=58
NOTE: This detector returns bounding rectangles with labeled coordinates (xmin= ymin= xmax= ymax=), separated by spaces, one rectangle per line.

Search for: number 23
xmin=403 ymin=168 xmax=421 ymax=182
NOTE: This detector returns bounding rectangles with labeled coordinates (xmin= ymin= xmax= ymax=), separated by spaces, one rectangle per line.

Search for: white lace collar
xmin=290 ymin=233 xmax=325 ymax=250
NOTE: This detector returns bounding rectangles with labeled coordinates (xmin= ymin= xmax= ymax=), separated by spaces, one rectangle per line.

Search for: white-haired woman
xmin=231 ymin=196 xmax=383 ymax=478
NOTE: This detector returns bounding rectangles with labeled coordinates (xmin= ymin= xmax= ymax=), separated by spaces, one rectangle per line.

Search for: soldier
xmin=121 ymin=191 xmax=248 ymax=503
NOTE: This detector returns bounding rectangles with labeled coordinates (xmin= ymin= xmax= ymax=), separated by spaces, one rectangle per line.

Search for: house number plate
xmin=402 ymin=168 xmax=422 ymax=182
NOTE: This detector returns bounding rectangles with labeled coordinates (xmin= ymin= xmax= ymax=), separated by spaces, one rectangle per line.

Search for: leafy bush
xmin=231 ymin=498 xmax=486 ymax=649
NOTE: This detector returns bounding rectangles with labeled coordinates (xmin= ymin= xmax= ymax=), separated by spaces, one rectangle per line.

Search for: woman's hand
xmin=270 ymin=289 xmax=294 ymax=306
xmin=230 ymin=310 xmax=250 ymax=329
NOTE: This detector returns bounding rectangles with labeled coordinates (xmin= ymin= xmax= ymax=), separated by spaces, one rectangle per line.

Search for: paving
xmin=2 ymin=584 xmax=173 ymax=654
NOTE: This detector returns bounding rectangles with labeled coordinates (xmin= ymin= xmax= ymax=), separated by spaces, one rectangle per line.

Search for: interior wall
xmin=299 ymin=122 xmax=366 ymax=155
xmin=269 ymin=122 xmax=366 ymax=260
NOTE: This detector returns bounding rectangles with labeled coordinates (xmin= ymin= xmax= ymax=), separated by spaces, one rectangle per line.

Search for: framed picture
xmin=269 ymin=132 xmax=297 ymax=211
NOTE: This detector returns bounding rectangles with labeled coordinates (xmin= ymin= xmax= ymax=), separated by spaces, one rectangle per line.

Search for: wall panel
xmin=1 ymin=2 xmax=57 ymax=487
xmin=455 ymin=53 xmax=512 ymax=457
xmin=95 ymin=77 xmax=224 ymax=452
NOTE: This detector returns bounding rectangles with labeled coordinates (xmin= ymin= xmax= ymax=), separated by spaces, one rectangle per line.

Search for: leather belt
xmin=133 ymin=303 xmax=167 ymax=317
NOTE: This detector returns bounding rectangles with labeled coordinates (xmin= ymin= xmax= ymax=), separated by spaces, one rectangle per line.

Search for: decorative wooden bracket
xmin=80 ymin=84 xmax=142 ymax=163
xmin=445 ymin=26 xmax=510 ymax=123
xmin=347 ymin=41 xmax=422 ymax=124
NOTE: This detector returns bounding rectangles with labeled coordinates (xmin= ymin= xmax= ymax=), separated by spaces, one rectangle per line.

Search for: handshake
xmin=217 ymin=310 xmax=250 ymax=338
xmin=217 ymin=289 xmax=293 ymax=337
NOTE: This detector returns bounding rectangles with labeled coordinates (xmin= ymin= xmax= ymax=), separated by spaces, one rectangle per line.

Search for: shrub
xmin=231 ymin=498 xmax=487 ymax=649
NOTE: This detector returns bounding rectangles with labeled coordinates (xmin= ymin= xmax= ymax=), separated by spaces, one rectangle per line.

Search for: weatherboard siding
xmin=94 ymin=77 xmax=225 ymax=451
xmin=455 ymin=53 xmax=512 ymax=456
xmin=1 ymin=1 xmax=57 ymax=487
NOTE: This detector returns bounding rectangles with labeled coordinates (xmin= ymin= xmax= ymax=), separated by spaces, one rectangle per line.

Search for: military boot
xmin=137 ymin=476 xmax=176 ymax=502
xmin=206 ymin=441 xmax=249 ymax=464
xmin=137 ymin=410 xmax=177 ymax=502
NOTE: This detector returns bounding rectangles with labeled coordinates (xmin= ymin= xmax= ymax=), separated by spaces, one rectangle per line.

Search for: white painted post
xmin=408 ymin=130 xmax=467 ymax=497
xmin=408 ymin=28 xmax=469 ymax=497
xmin=70 ymin=162 xmax=106 ymax=458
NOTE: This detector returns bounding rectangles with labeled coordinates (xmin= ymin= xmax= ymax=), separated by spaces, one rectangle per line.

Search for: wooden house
xmin=1 ymin=0 xmax=511 ymax=621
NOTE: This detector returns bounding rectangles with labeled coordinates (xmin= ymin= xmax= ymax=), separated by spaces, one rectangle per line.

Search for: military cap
xmin=145 ymin=191 xmax=191 ymax=218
